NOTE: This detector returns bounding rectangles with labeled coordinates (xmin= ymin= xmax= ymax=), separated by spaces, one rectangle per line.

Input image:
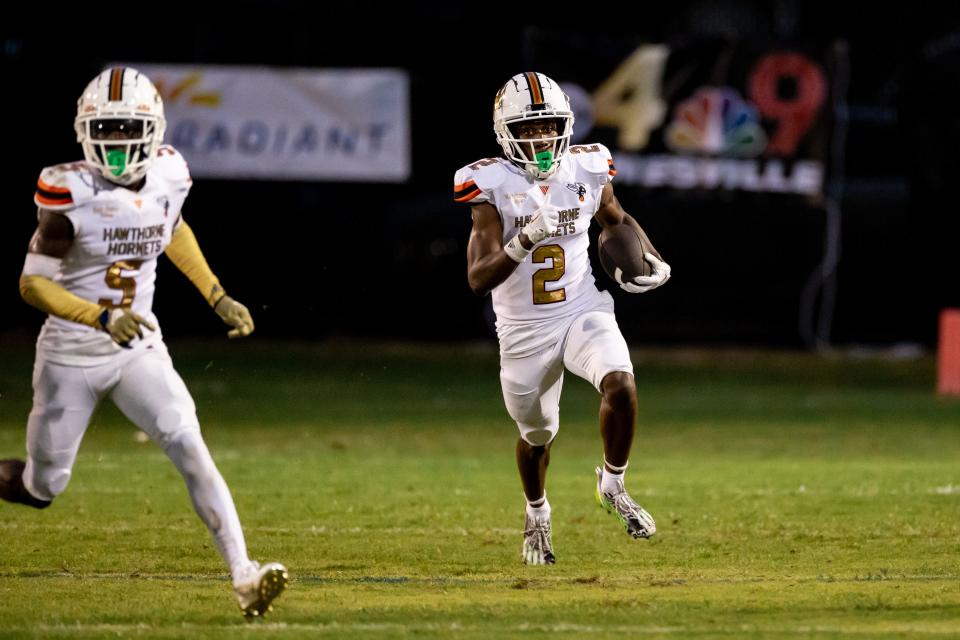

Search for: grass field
xmin=0 ymin=339 xmax=958 ymax=638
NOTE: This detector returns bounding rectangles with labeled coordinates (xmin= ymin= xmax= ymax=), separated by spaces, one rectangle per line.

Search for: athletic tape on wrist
xmin=503 ymin=235 xmax=530 ymax=263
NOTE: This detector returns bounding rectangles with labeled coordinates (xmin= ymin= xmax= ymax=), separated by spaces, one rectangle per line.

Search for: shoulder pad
xmin=152 ymin=145 xmax=192 ymax=186
xmin=568 ymin=143 xmax=616 ymax=181
xmin=453 ymin=158 xmax=509 ymax=204
xmin=152 ymin=145 xmax=191 ymax=185
xmin=34 ymin=162 xmax=94 ymax=210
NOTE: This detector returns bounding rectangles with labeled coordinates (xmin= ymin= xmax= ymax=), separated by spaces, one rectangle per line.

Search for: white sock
xmin=526 ymin=494 xmax=551 ymax=519
xmin=601 ymin=459 xmax=627 ymax=495
xmin=231 ymin=561 xmax=259 ymax=587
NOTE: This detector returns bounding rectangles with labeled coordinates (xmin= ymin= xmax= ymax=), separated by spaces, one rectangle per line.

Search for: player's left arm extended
xmin=594 ymin=182 xmax=671 ymax=290
xmin=164 ymin=221 xmax=255 ymax=338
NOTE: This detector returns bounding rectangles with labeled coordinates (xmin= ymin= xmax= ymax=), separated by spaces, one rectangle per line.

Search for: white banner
xmin=130 ymin=65 xmax=410 ymax=182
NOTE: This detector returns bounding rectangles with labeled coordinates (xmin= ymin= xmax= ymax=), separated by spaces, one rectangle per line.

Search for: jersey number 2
xmin=98 ymin=259 xmax=143 ymax=309
xmin=532 ymin=245 xmax=566 ymax=305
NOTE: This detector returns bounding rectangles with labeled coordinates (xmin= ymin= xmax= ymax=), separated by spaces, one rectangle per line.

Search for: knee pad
xmin=154 ymin=406 xmax=200 ymax=444
xmin=164 ymin=429 xmax=217 ymax=481
xmin=519 ymin=422 xmax=558 ymax=447
xmin=505 ymin=388 xmax=560 ymax=447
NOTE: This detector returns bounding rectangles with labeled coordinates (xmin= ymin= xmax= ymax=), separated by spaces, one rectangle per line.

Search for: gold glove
xmin=103 ymin=308 xmax=156 ymax=345
xmin=214 ymin=295 xmax=254 ymax=339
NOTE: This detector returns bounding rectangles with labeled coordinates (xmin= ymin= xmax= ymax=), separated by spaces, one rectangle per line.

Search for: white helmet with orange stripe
xmin=74 ymin=67 xmax=166 ymax=186
xmin=493 ymin=72 xmax=574 ymax=180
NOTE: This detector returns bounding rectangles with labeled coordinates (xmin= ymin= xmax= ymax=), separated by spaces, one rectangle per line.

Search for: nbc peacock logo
xmin=665 ymin=87 xmax=766 ymax=157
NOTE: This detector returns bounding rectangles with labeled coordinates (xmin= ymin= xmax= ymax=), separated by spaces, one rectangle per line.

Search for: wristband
xmin=503 ymin=235 xmax=530 ymax=263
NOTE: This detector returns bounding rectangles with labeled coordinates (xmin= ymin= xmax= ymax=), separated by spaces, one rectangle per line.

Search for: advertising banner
xmin=132 ymin=65 xmax=410 ymax=182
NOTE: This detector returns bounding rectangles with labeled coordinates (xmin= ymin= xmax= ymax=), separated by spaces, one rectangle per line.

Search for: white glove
xmin=504 ymin=194 xmax=562 ymax=262
xmin=100 ymin=307 xmax=156 ymax=346
xmin=214 ymin=295 xmax=255 ymax=338
xmin=617 ymin=252 xmax=672 ymax=293
xmin=521 ymin=194 xmax=560 ymax=245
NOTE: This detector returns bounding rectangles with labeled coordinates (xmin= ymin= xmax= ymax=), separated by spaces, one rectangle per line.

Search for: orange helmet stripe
xmin=524 ymin=72 xmax=544 ymax=105
xmin=109 ymin=67 xmax=124 ymax=101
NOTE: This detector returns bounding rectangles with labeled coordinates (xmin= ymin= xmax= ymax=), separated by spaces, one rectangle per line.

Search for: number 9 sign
xmin=748 ymin=52 xmax=827 ymax=156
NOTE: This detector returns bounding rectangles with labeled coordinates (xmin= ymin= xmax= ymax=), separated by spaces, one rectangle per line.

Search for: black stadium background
xmin=2 ymin=3 xmax=958 ymax=349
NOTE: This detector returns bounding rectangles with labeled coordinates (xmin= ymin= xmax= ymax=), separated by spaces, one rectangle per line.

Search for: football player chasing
xmin=457 ymin=72 xmax=671 ymax=564
xmin=0 ymin=68 xmax=287 ymax=617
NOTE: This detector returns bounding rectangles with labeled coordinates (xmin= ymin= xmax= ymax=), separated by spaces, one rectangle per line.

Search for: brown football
xmin=598 ymin=224 xmax=659 ymax=282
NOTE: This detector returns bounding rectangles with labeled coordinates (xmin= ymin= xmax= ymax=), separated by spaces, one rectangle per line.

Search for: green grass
xmin=0 ymin=340 xmax=958 ymax=638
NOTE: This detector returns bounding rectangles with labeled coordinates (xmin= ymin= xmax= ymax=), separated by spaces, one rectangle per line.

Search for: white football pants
xmin=23 ymin=345 xmax=251 ymax=577
xmin=499 ymin=308 xmax=634 ymax=446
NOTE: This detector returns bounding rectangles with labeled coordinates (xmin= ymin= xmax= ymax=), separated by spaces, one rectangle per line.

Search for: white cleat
xmin=522 ymin=512 xmax=556 ymax=565
xmin=234 ymin=561 xmax=288 ymax=619
xmin=595 ymin=466 xmax=656 ymax=539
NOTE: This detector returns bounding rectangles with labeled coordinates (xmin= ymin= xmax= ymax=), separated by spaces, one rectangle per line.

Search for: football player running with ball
xmin=457 ymin=72 xmax=671 ymax=564
xmin=0 ymin=68 xmax=287 ymax=617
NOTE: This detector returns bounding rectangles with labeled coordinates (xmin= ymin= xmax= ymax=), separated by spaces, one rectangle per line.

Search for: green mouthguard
xmin=106 ymin=149 xmax=127 ymax=177
xmin=535 ymin=150 xmax=554 ymax=172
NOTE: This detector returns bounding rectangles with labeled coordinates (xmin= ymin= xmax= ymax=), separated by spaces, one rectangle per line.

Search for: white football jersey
xmin=32 ymin=145 xmax=192 ymax=365
xmin=455 ymin=143 xmax=617 ymax=355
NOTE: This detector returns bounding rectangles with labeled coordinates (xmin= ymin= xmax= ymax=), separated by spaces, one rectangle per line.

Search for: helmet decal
xmin=109 ymin=68 xmax=125 ymax=102
xmin=523 ymin=71 xmax=545 ymax=108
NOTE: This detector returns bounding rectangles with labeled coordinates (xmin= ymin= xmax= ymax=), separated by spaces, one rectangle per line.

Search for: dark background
xmin=2 ymin=2 xmax=959 ymax=349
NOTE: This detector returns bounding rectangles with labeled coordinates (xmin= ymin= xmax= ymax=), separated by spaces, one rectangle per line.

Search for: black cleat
xmin=0 ymin=459 xmax=51 ymax=509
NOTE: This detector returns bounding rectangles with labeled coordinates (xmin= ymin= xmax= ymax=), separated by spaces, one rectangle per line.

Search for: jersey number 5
xmin=98 ymin=259 xmax=143 ymax=309
xmin=532 ymin=245 xmax=566 ymax=305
